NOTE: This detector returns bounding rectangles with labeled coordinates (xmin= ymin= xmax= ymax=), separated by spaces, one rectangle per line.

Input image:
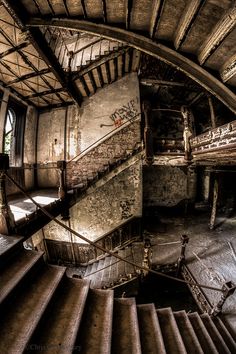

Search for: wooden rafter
xmin=126 ymin=0 xmax=133 ymax=30
xmin=0 ymin=59 xmax=50 ymax=104
xmin=198 ymin=4 xmax=236 ymax=65
xmin=46 ymin=0 xmax=55 ymax=16
xmin=25 ymin=87 xmax=65 ymax=99
xmin=174 ymin=0 xmax=206 ymax=50
xmin=6 ymin=68 xmax=51 ymax=87
xmin=2 ymin=0 xmax=83 ymax=105
xmin=81 ymin=0 xmax=87 ymax=19
xmin=140 ymin=79 xmax=201 ymax=90
xmin=0 ymin=41 xmax=29 ymax=59
xmin=101 ymin=0 xmax=107 ymax=24
xmin=149 ymin=0 xmax=164 ymax=39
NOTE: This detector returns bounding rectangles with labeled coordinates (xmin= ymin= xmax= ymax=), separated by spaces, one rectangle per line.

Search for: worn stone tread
xmin=76 ymin=289 xmax=113 ymax=353
xmin=157 ymin=307 xmax=187 ymax=354
xmin=0 ymin=249 xmax=44 ymax=303
xmin=174 ymin=310 xmax=204 ymax=354
xmin=28 ymin=278 xmax=90 ymax=354
xmin=112 ymin=297 xmax=141 ymax=354
xmin=213 ymin=316 xmax=236 ymax=353
xmin=200 ymin=313 xmax=231 ymax=354
xmin=188 ymin=312 xmax=218 ymax=354
xmin=137 ymin=303 xmax=166 ymax=354
xmin=0 ymin=264 xmax=66 ymax=354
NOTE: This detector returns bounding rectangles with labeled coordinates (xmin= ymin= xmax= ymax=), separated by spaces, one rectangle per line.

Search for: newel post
xmin=176 ymin=234 xmax=189 ymax=277
xmin=57 ymin=160 xmax=67 ymax=199
xmin=143 ymin=101 xmax=154 ymax=165
xmin=57 ymin=160 xmax=70 ymax=220
xmin=0 ymin=153 xmax=15 ymax=235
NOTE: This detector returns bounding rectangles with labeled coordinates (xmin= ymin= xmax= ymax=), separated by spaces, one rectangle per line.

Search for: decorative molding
xmin=198 ymin=4 xmax=236 ymax=65
xmin=190 ymin=120 xmax=236 ymax=154
xmin=174 ymin=0 xmax=203 ymax=50
xmin=26 ymin=18 xmax=236 ymax=113
xmin=220 ymin=54 xmax=236 ymax=82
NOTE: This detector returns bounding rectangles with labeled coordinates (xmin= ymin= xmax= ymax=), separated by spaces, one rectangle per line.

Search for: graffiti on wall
xmin=110 ymin=98 xmax=138 ymax=127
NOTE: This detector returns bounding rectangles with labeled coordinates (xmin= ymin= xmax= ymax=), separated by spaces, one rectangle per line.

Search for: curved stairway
xmin=67 ymin=242 xmax=144 ymax=290
xmin=0 ymin=235 xmax=236 ymax=354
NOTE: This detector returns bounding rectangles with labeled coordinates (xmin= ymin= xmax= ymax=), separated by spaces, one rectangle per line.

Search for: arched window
xmin=3 ymin=98 xmax=26 ymax=167
xmin=4 ymin=107 xmax=16 ymax=158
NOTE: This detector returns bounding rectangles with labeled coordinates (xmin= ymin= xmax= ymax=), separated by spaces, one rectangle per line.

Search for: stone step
xmin=76 ymin=289 xmax=114 ymax=353
xmin=200 ymin=313 xmax=231 ymax=354
xmin=212 ymin=316 xmax=236 ymax=353
xmin=90 ymin=258 xmax=105 ymax=288
xmin=124 ymin=247 xmax=135 ymax=276
xmin=137 ymin=303 xmax=166 ymax=353
xmin=157 ymin=307 xmax=187 ymax=354
xmin=0 ymin=235 xmax=23 ymax=267
xmin=85 ymin=261 xmax=98 ymax=281
xmin=0 ymin=248 xmax=44 ymax=304
xmin=174 ymin=310 xmax=204 ymax=353
xmin=0 ymin=264 xmax=66 ymax=354
xmin=109 ymin=255 xmax=118 ymax=286
xmin=117 ymin=249 xmax=126 ymax=277
xmin=112 ymin=298 xmax=141 ymax=354
xmin=101 ymin=256 xmax=112 ymax=288
xmin=84 ymin=263 xmax=93 ymax=277
xmin=27 ymin=278 xmax=90 ymax=354
xmin=188 ymin=312 xmax=218 ymax=354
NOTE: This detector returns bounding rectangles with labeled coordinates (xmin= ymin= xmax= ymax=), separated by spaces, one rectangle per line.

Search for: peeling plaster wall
xmin=36 ymin=72 xmax=140 ymax=188
xmin=23 ymin=106 xmax=38 ymax=190
xmin=143 ymin=165 xmax=196 ymax=208
xmin=37 ymin=108 xmax=66 ymax=187
xmin=42 ymin=159 xmax=142 ymax=243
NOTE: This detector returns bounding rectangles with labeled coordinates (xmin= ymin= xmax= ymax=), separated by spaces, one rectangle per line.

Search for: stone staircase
xmin=73 ymin=47 xmax=141 ymax=98
xmin=1 ymin=234 xmax=236 ymax=353
xmin=71 ymin=242 xmax=144 ymax=290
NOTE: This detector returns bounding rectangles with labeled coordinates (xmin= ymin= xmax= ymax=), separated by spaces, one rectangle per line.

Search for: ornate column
xmin=0 ymin=153 xmax=15 ymax=235
xmin=143 ymin=101 xmax=154 ymax=165
xmin=181 ymin=106 xmax=193 ymax=161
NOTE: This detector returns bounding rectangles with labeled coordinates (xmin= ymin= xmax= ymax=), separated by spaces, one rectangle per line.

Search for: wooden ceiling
xmin=0 ymin=0 xmax=236 ymax=113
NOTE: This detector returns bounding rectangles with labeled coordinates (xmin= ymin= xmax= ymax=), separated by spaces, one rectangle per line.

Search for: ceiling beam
xmin=198 ymin=4 xmax=236 ymax=65
xmin=2 ymin=0 xmax=83 ymax=106
xmin=26 ymin=17 xmax=236 ymax=113
xmin=220 ymin=54 xmax=236 ymax=83
xmin=25 ymin=87 xmax=65 ymax=99
xmin=140 ymin=79 xmax=201 ymax=90
xmin=0 ymin=59 xmax=50 ymax=105
xmin=6 ymin=68 xmax=51 ymax=86
xmin=0 ymin=41 xmax=29 ymax=59
xmin=174 ymin=0 xmax=206 ymax=50
xmin=126 ymin=0 xmax=133 ymax=30
xmin=101 ymin=0 xmax=107 ymax=24
xmin=149 ymin=0 xmax=164 ymax=39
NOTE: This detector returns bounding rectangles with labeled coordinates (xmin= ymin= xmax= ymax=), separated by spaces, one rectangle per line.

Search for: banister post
xmin=57 ymin=160 xmax=67 ymax=199
xmin=143 ymin=101 xmax=154 ymax=165
xmin=57 ymin=160 xmax=70 ymax=220
xmin=0 ymin=153 xmax=15 ymax=235
xmin=211 ymin=281 xmax=236 ymax=316
xmin=176 ymin=234 xmax=189 ymax=277
xmin=181 ymin=106 xmax=193 ymax=161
